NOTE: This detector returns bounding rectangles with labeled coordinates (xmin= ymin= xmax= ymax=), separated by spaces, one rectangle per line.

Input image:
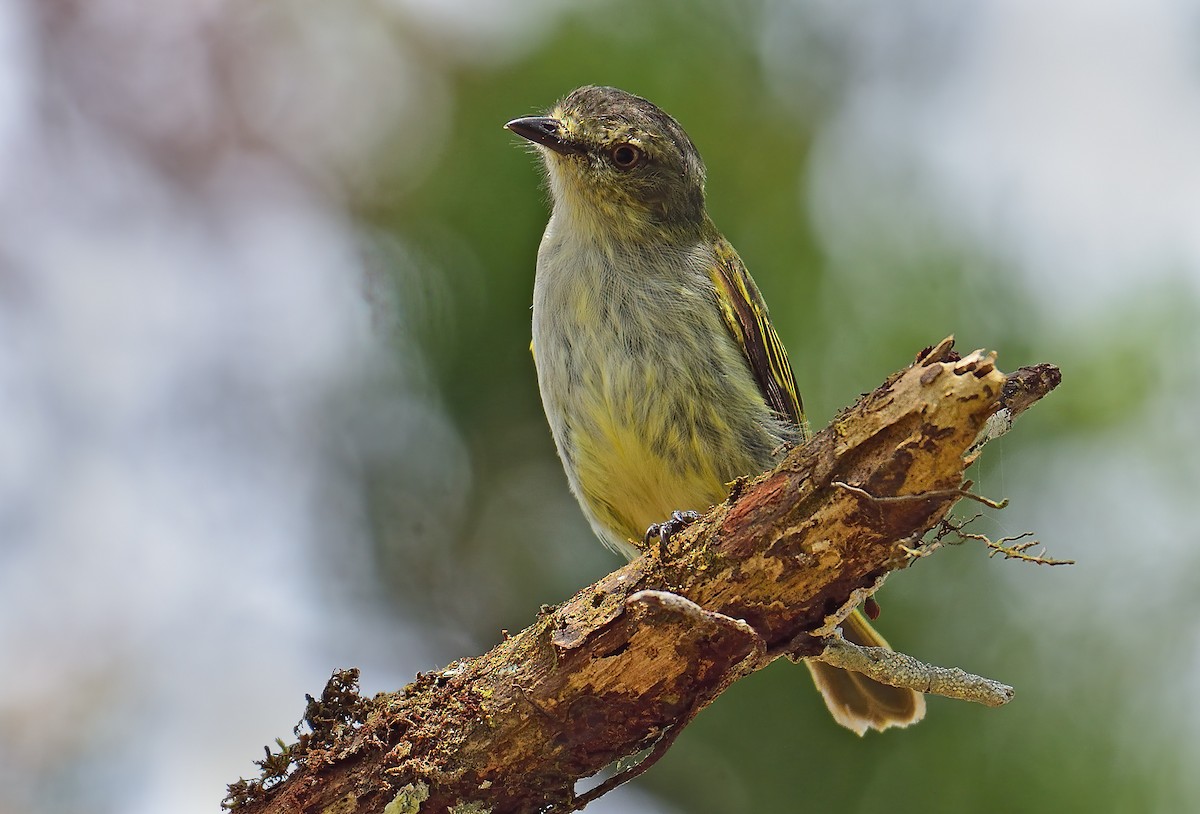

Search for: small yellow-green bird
xmin=506 ymin=86 xmax=924 ymax=734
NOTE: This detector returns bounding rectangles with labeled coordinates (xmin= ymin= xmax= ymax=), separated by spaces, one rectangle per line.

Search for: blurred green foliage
xmin=358 ymin=1 xmax=1199 ymax=811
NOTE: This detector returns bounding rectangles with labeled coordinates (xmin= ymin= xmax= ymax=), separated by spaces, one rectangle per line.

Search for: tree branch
xmin=809 ymin=633 xmax=1014 ymax=707
xmin=224 ymin=337 xmax=1060 ymax=814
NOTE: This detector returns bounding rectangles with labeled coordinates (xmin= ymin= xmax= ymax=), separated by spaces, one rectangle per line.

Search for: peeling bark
xmin=225 ymin=339 xmax=1060 ymax=814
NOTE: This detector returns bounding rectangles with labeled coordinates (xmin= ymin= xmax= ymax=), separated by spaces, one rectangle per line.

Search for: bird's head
xmin=506 ymin=86 xmax=708 ymax=241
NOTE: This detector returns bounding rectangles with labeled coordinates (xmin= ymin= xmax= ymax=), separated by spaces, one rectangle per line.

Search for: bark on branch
xmin=224 ymin=338 xmax=1060 ymax=814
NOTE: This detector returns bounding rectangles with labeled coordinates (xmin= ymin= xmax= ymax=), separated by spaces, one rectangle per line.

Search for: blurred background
xmin=2 ymin=0 xmax=1198 ymax=812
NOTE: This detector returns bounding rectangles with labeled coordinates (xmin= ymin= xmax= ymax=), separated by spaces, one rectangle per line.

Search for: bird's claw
xmin=644 ymin=510 xmax=700 ymax=552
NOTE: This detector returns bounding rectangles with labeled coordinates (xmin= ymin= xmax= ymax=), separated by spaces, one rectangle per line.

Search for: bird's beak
xmin=504 ymin=116 xmax=585 ymax=156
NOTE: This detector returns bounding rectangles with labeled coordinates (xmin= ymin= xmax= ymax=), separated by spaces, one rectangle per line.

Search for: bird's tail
xmin=805 ymin=609 xmax=926 ymax=735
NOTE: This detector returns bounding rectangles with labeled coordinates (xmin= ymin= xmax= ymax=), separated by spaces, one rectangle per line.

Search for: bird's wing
xmin=709 ymin=239 xmax=806 ymax=429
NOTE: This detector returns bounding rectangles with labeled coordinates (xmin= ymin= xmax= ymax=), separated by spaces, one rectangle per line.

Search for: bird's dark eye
xmin=609 ymin=143 xmax=642 ymax=169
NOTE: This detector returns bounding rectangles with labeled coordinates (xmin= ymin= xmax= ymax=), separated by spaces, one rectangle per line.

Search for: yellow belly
xmin=571 ymin=411 xmax=738 ymax=544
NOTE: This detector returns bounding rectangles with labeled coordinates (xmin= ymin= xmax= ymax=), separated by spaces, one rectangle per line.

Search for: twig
xmin=896 ymin=532 xmax=937 ymax=560
xmin=933 ymin=515 xmax=1074 ymax=566
xmin=814 ymin=633 xmax=1015 ymax=708
xmin=834 ymin=480 xmax=1009 ymax=510
xmin=964 ymin=530 xmax=1074 ymax=566
xmin=564 ymin=729 xmax=677 ymax=812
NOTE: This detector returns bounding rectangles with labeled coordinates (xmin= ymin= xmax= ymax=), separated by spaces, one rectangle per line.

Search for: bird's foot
xmin=644 ymin=510 xmax=700 ymax=555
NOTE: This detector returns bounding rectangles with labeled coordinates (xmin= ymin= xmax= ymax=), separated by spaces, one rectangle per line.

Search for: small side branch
xmin=968 ymin=529 xmax=1075 ymax=566
xmin=813 ymin=634 xmax=1015 ymax=708
xmin=916 ymin=515 xmax=1075 ymax=567
xmin=834 ymin=480 xmax=1009 ymax=510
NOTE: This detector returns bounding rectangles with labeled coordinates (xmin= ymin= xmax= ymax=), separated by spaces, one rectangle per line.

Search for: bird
xmin=506 ymin=85 xmax=924 ymax=734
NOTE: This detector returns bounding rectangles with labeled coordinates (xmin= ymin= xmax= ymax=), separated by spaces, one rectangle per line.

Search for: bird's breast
xmin=532 ymin=231 xmax=784 ymax=543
